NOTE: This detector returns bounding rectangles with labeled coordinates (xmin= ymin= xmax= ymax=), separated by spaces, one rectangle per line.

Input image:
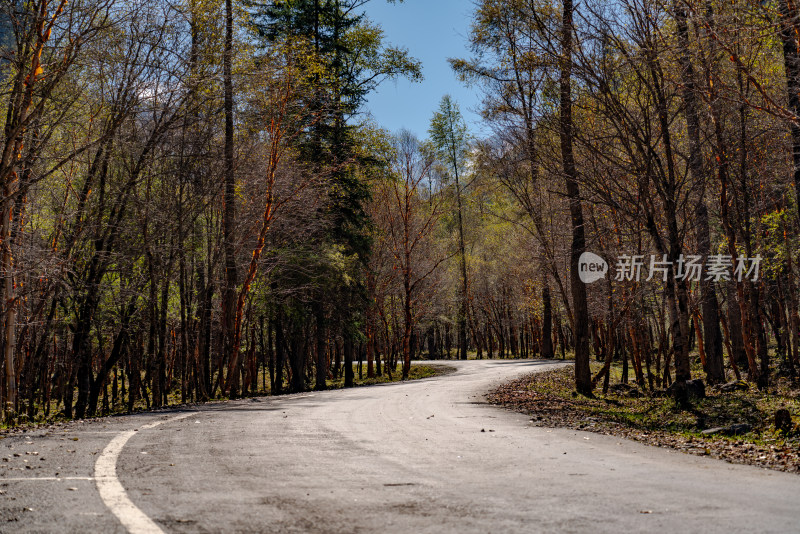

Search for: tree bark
xmin=344 ymin=333 xmax=355 ymax=388
xmin=560 ymin=0 xmax=591 ymax=395
xmin=274 ymin=308 xmax=284 ymax=395
xmin=673 ymin=1 xmax=724 ymax=383
xmin=450 ymin=130 xmax=469 ymax=362
xmin=542 ymin=280 xmax=554 ymax=359
xmin=222 ymin=0 xmax=238 ymax=396
xmin=778 ymin=0 xmax=800 ymax=225
xmin=1 ymin=198 xmax=16 ymax=415
xmin=315 ymin=304 xmax=327 ymax=390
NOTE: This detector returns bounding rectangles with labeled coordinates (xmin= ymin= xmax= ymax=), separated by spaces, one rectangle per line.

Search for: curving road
xmin=2 ymin=360 xmax=799 ymax=533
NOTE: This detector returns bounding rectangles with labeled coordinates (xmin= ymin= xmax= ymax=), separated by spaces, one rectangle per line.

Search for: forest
xmin=1 ymin=0 xmax=800 ymax=424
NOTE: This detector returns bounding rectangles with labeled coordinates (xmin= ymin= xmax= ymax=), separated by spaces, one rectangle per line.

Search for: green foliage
xmin=251 ymin=0 xmax=421 ymax=263
xmin=428 ymin=95 xmax=470 ymax=182
xmin=760 ymin=204 xmax=798 ymax=279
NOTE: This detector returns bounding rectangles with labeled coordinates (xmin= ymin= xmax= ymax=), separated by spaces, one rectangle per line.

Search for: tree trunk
xmin=274 ymin=308 xmax=284 ymax=395
xmin=672 ymin=1 xmax=724 ymax=385
xmin=344 ymin=333 xmax=354 ymax=388
xmin=315 ymin=305 xmax=327 ymax=391
xmin=221 ymin=0 xmax=238 ymax=396
xmin=542 ymin=280 xmax=554 ymax=359
xmin=289 ymin=326 xmax=305 ymax=393
xmin=1 ymin=199 xmax=16 ymax=416
xmin=402 ymin=288 xmax=412 ymax=379
xmin=778 ymin=0 xmax=800 ymax=225
xmin=560 ymin=0 xmax=591 ymax=395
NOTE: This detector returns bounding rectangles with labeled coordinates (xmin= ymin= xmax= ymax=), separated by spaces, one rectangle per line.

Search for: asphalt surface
xmin=2 ymin=359 xmax=799 ymax=533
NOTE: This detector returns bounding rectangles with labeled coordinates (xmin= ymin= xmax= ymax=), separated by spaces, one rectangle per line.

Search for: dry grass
xmin=488 ymin=363 xmax=800 ymax=474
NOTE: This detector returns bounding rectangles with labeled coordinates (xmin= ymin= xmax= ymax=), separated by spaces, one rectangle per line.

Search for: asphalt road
xmin=2 ymin=360 xmax=799 ymax=533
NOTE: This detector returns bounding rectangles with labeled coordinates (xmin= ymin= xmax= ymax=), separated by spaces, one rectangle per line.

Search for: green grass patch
xmin=326 ymin=364 xmax=451 ymax=389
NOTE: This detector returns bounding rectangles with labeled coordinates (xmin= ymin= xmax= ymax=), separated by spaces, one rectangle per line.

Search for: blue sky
xmin=363 ymin=0 xmax=483 ymax=140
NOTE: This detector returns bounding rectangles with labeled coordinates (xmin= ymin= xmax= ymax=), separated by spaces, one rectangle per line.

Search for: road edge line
xmin=95 ymin=412 xmax=196 ymax=533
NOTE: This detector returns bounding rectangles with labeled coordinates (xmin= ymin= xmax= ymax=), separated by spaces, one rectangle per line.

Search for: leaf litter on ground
xmin=487 ymin=366 xmax=800 ymax=474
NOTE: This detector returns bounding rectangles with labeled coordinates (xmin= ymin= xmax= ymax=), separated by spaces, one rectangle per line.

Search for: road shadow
xmin=481 ymin=359 xmax=569 ymax=366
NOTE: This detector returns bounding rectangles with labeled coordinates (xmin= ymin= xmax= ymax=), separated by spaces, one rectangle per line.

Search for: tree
xmin=0 ymin=0 xmax=110 ymax=416
xmin=429 ymin=95 xmax=470 ymax=361
xmin=452 ymin=0 xmax=573 ymax=361
xmin=221 ymin=0 xmax=238 ymax=398
xmin=224 ymin=37 xmax=322 ymax=396
xmin=373 ymin=131 xmax=447 ymax=379
xmin=559 ymin=0 xmax=591 ymax=395
xmin=672 ymin=0 xmax=725 ymax=384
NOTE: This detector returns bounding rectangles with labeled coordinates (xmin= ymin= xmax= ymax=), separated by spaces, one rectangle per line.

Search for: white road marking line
xmin=1 ymin=476 xmax=95 ymax=481
xmin=95 ymin=412 xmax=197 ymax=534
